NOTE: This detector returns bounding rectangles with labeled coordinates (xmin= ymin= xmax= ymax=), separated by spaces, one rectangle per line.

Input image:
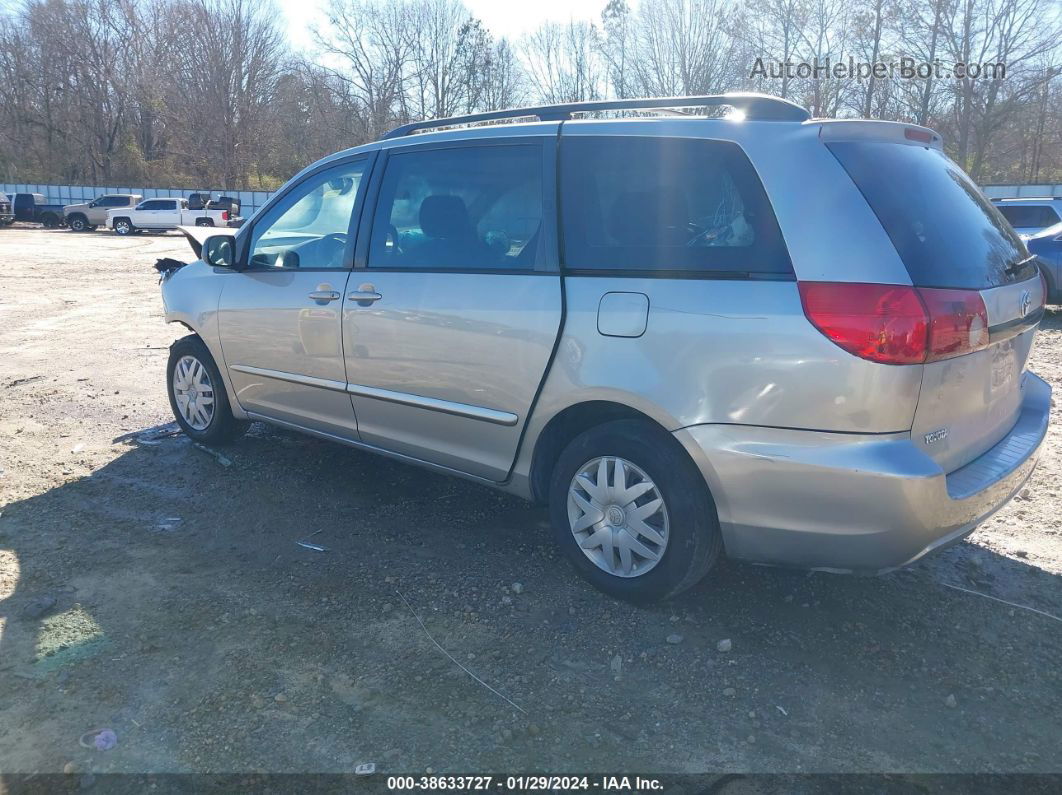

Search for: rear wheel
xmin=195 ymin=218 xmax=214 ymax=227
xmin=113 ymin=218 xmax=133 ymax=235
xmin=166 ymin=336 xmax=248 ymax=444
xmin=548 ymin=419 xmax=722 ymax=603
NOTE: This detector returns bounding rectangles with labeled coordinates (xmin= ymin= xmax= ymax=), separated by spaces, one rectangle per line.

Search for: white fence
xmin=983 ymin=184 xmax=1062 ymax=199
xmin=1 ymin=183 xmax=276 ymax=217
xmin=6 ymin=180 xmax=1061 ymax=216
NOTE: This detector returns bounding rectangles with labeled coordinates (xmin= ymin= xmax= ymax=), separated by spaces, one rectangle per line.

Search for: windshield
xmin=828 ymin=141 xmax=1034 ymax=289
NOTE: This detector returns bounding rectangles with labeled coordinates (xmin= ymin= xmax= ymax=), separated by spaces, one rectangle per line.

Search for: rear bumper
xmin=676 ymin=372 xmax=1051 ymax=573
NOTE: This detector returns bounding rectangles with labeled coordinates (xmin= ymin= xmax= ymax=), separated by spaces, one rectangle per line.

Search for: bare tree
xmin=519 ymin=20 xmax=603 ymax=103
xmin=0 ymin=0 xmax=1060 ymax=188
xmin=314 ymin=0 xmax=414 ymax=140
xmin=632 ymin=0 xmax=740 ymax=96
xmin=600 ymin=0 xmax=635 ymax=98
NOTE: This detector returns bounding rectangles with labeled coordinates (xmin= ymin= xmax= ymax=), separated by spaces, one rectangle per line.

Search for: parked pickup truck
xmin=0 ymin=193 xmax=13 ymax=225
xmin=64 ymin=194 xmax=142 ymax=232
xmin=106 ymin=197 xmax=237 ymax=235
xmin=11 ymin=193 xmax=64 ymax=227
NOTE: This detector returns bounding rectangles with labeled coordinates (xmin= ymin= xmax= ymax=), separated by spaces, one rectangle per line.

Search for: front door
xmin=344 ymin=141 xmax=561 ymax=481
xmin=218 ymin=157 xmax=372 ymax=438
xmin=154 ymin=199 xmax=182 ymax=228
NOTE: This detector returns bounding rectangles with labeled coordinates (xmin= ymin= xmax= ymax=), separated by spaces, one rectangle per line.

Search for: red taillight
xmin=221 ymin=210 xmax=229 ymax=221
xmin=920 ymin=288 xmax=988 ymax=361
xmin=799 ymin=282 xmax=989 ymax=365
xmin=904 ymin=127 xmax=933 ymax=144
xmin=798 ymin=282 xmax=928 ymax=365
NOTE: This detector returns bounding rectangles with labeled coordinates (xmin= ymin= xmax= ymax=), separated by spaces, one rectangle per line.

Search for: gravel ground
xmin=0 ymin=226 xmax=1061 ymax=778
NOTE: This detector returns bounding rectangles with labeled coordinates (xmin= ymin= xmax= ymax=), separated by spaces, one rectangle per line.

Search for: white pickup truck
xmin=106 ymin=197 xmax=235 ymax=235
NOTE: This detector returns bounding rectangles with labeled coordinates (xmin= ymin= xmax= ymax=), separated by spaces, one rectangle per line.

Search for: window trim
xmin=556 ymin=134 xmax=794 ymax=278
xmin=354 ymin=137 xmax=558 ymax=275
xmin=239 ymin=153 xmax=377 ymax=273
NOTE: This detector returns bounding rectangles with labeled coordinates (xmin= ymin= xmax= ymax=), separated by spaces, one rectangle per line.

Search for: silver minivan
xmin=159 ymin=94 xmax=1050 ymax=602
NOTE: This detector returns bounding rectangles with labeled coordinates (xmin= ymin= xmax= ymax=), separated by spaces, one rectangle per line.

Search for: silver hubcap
xmin=567 ymin=456 xmax=669 ymax=578
xmin=172 ymin=355 xmax=215 ymax=431
xmin=116 ymin=222 xmax=129 ymax=234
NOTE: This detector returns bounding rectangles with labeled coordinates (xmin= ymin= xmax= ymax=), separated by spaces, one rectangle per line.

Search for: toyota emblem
xmin=1019 ymin=290 xmax=1031 ymax=318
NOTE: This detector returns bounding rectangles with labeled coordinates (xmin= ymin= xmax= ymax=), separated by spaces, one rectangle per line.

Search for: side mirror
xmin=203 ymin=234 xmax=237 ymax=269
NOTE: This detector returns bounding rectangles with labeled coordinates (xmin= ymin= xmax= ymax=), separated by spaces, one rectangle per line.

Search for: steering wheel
xmin=320 ymin=232 xmax=348 ymax=267
xmin=385 ymin=224 xmax=401 ymax=257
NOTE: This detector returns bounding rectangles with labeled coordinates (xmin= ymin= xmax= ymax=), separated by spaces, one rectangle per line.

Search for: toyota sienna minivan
xmin=158 ymin=94 xmax=1050 ymax=602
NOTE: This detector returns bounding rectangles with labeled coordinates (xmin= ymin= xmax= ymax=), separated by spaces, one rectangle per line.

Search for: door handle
xmin=348 ymin=284 xmax=382 ymax=306
xmin=308 ymin=289 xmax=341 ymax=303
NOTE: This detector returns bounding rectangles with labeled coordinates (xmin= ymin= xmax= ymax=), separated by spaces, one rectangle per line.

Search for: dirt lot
xmin=1 ymin=225 xmax=1061 ymax=778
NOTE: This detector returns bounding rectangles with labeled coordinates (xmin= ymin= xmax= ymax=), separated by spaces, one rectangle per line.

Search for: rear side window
xmin=996 ymin=205 xmax=1061 ymax=229
xmin=559 ymin=136 xmax=792 ymax=276
xmin=828 ymin=141 xmax=1033 ymax=289
xmin=368 ymin=144 xmax=543 ymax=270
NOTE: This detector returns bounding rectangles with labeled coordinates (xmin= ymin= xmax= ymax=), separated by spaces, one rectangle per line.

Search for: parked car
xmin=106 ymin=197 xmax=237 ymax=235
xmin=63 ymin=193 xmax=142 ymax=232
xmin=187 ymin=192 xmax=243 ymax=226
xmin=992 ymin=197 xmax=1062 ymax=239
xmin=11 ymin=192 xmax=63 ymax=227
xmin=0 ymin=192 xmax=13 ymax=225
xmin=1027 ymin=221 xmax=1062 ymax=304
xmin=158 ymin=94 xmax=1050 ymax=602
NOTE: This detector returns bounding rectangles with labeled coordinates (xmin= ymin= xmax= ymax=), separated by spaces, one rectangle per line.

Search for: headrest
xmin=420 ymin=195 xmax=472 ymax=239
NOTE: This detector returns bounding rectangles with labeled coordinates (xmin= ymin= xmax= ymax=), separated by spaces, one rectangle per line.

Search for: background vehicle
xmin=106 ymin=197 xmax=236 ymax=235
xmin=0 ymin=192 xmax=12 ymax=225
xmin=63 ymin=193 xmax=142 ymax=231
xmin=187 ymin=192 xmax=243 ymax=226
xmin=11 ymin=192 xmax=63 ymax=227
xmin=1027 ymin=221 xmax=1062 ymax=304
xmin=159 ymin=94 xmax=1050 ymax=602
xmin=992 ymin=197 xmax=1062 ymax=239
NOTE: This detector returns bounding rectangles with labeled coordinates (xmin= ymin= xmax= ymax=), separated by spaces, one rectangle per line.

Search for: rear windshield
xmin=827 ymin=141 xmax=1034 ymax=289
xmin=996 ymin=204 xmax=1062 ymax=229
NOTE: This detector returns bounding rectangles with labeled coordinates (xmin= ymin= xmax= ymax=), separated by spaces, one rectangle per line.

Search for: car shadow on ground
xmin=1040 ymin=305 xmax=1062 ymax=330
xmin=1 ymin=422 xmax=1061 ymax=775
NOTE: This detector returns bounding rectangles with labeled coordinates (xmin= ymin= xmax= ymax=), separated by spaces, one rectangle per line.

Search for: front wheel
xmin=67 ymin=214 xmax=89 ymax=232
xmin=166 ymin=336 xmax=248 ymax=445
xmin=548 ymin=419 xmax=722 ymax=603
xmin=113 ymin=218 xmax=134 ymax=235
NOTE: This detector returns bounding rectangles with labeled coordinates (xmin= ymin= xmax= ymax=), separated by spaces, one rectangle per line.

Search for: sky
xmin=277 ymin=0 xmax=611 ymax=50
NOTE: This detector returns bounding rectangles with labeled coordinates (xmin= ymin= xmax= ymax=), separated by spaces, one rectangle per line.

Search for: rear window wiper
xmin=1004 ymin=256 xmax=1036 ymax=278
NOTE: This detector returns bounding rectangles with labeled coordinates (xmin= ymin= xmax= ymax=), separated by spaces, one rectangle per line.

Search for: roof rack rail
xmin=382 ymin=93 xmax=810 ymax=140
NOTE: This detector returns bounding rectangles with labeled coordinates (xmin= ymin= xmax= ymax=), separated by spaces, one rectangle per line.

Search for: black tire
xmin=68 ymin=214 xmax=89 ymax=232
xmin=113 ymin=217 xmax=134 ymax=235
xmin=166 ymin=335 xmax=248 ymax=445
xmin=195 ymin=218 xmax=214 ymax=227
xmin=548 ymin=419 xmax=722 ymax=603
xmin=1040 ymin=264 xmax=1058 ymax=306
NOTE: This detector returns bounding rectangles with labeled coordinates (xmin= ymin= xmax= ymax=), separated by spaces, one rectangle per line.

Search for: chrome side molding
xmin=346 ymin=382 xmax=519 ymax=426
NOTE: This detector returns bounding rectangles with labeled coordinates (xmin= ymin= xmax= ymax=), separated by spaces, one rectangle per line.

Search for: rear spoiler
xmin=816 ymin=119 xmax=943 ymax=150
